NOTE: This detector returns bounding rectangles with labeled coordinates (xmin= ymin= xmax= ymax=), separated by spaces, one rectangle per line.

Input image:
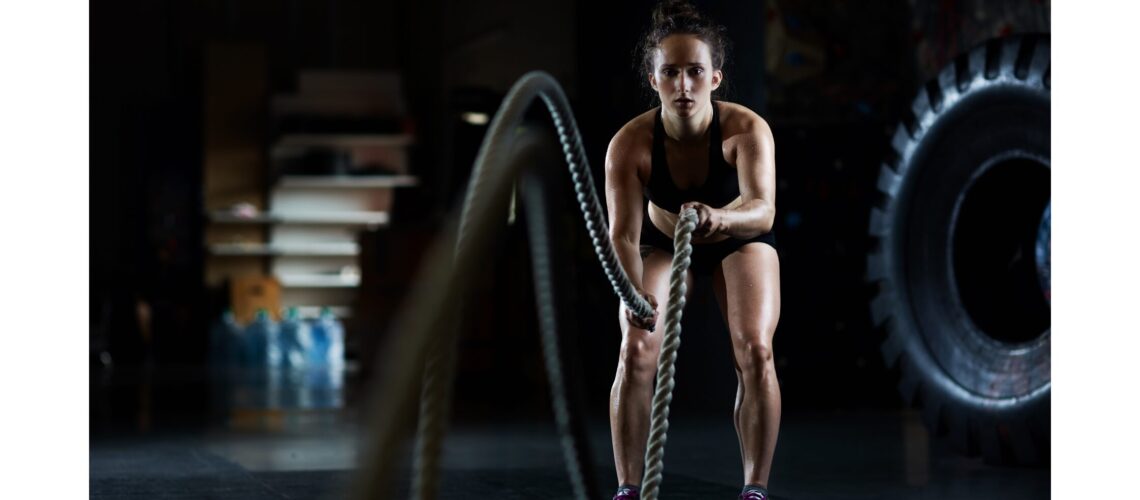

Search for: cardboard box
xmin=230 ymin=275 xmax=282 ymax=324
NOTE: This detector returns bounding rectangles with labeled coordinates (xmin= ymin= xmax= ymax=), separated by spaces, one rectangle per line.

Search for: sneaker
xmin=613 ymin=485 xmax=640 ymax=500
xmin=739 ymin=486 xmax=769 ymax=500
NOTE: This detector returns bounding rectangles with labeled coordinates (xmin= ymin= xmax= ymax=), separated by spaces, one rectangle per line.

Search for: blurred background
xmin=89 ymin=0 xmax=1051 ymax=498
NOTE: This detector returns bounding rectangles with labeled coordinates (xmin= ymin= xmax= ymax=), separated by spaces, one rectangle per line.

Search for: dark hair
xmin=637 ymin=1 xmax=731 ymax=90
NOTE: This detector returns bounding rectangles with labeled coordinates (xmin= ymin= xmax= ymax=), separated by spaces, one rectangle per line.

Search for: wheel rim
xmin=950 ymin=153 xmax=1051 ymax=346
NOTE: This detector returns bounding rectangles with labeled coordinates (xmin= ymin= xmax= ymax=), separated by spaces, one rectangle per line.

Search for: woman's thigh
xmin=713 ymin=243 xmax=782 ymax=351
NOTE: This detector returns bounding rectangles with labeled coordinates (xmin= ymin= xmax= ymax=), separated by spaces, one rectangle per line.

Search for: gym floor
xmin=90 ymin=365 xmax=1048 ymax=499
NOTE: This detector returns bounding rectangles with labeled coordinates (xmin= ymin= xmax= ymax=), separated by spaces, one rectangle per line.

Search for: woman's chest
xmin=661 ymin=140 xmax=734 ymax=190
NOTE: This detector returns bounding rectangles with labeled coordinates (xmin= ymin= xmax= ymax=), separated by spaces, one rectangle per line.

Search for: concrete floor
xmin=90 ymin=365 xmax=1049 ymax=499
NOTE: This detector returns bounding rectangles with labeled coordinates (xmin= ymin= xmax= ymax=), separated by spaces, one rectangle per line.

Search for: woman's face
xmin=649 ymin=34 xmax=722 ymax=118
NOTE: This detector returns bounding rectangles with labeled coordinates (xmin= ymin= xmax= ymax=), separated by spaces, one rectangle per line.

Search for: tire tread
xmin=867 ymin=35 xmax=1051 ymax=467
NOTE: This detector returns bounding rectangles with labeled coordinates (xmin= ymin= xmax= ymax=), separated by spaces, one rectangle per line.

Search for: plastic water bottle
xmin=309 ymin=307 xmax=345 ymax=368
xmin=301 ymin=307 xmax=343 ymax=408
xmin=245 ymin=309 xmax=281 ymax=368
xmin=209 ymin=309 xmax=241 ymax=366
xmin=279 ymin=307 xmax=312 ymax=370
xmin=308 ymin=316 xmax=328 ymax=368
xmin=324 ymin=308 xmax=344 ymax=369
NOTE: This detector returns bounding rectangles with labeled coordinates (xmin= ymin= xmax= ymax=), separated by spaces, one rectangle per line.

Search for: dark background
xmin=90 ymin=0 xmax=1050 ymax=426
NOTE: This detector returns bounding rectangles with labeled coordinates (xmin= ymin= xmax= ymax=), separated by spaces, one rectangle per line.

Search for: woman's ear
xmin=711 ymin=69 xmax=723 ymax=91
xmin=648 ymin=72 xmax=658 ymax=92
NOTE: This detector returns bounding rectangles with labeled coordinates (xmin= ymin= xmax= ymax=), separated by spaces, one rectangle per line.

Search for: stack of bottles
xmin=210 ymin=306 xmax=345 ymax=370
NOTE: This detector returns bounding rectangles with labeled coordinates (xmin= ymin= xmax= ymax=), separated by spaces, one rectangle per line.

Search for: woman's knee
xmin=619 ymin=334 xmax=660 ymax=379
xmin=732 ymin=332 xmax=775 ymax=374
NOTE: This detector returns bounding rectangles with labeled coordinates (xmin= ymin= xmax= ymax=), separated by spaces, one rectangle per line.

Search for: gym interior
xmin=83 ymin=1 xmax=1055 ymax=498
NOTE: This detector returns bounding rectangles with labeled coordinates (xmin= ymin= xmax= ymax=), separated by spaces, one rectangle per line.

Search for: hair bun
xmin=652 ymin=0 xmax=702 ymax=29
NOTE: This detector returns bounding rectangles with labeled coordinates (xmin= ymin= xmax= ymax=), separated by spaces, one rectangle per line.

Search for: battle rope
xmin=640 ymin=209 xmax=696 ymax=500
xmin=349 ymin=71 xmax=694 ymax=500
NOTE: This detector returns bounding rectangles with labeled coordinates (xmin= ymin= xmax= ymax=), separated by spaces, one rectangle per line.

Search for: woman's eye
xmin=689 ymin=68 xmax=703 ymax=76
xmin=664 ymin=69 xmax=678 ymax=77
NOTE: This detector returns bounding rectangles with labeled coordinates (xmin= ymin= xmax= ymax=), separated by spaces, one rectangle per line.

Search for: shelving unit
xmin=274 ymin=133 xmax=414 ymax=149
xmin=276 ymin=274 xmax=361 ymax=288
xmin=277 ymin=175 xmax=418 ymax=189
xmin=208 ymin=210 xmax=391 ymax=226
xmin=266 ymin=169 xmax=414 ymax=311
xmin=207 ymin=242 xmax=360 ymax=257
xmin=204 ymin=69 xmax=415 ymax=319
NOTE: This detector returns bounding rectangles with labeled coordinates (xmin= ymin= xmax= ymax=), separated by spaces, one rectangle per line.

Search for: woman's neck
xmin=662 ymin=101 xmax=714 ymax=143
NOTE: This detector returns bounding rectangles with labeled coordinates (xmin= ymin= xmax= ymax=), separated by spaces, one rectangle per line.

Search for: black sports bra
xmin=644 ymin=101 xmax=740 ymax=213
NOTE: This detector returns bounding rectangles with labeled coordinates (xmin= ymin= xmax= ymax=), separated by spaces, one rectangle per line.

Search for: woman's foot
xmin=613 ymin=484 xmax=640 ymax=500
xmin=738 ymin=484 xmax=769 ymax=500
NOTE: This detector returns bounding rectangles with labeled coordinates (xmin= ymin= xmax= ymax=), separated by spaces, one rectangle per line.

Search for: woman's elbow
xmin=609 ymin=230 xmax=636 ymax=248
xmin=762 ymin=209 xmax=776 ymax=234
xmin=745 ymin=201 xmax=775 ymax=237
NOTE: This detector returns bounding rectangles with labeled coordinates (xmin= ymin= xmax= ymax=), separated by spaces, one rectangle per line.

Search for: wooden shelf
xmin=208 ymin=210 xmax=390 ymax=226
xmin=274 ymin=133 xmax=413 ymax=149
xmin=277 ymin=274 xmax=361 ymax=288
xmin=277 ymin=175 xmax=418 ymax=189
xmin=209 ymin=242 xmax=359 ymax=257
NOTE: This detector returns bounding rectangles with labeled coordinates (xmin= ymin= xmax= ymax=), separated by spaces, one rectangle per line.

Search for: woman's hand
xmin=680 ymin=201 xmax=724 ymax=238
xmin=625 ymin=288 xmax=659 ymax=331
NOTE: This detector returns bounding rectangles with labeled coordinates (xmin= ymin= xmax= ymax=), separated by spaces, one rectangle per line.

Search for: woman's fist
xmin=625 ymin=288 xmax=658 ymax=331
xmin=680 ymin=201 xmax=723 ymax=238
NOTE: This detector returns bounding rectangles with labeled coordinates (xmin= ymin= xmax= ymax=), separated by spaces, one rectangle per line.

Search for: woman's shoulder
xmin=606 ymin=108 xmax=657 ymax=168
xmin=611 ymin=108 xmax=657 ymax=146
xmin=716 ymin=101 xmax=771 ymax=136
xmin=711 ymin=101 xmax=775 ymax=146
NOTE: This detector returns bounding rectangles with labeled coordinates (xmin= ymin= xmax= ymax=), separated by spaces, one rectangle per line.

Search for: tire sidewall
xmin=886 ymin=44 xmax=1051 ymax=414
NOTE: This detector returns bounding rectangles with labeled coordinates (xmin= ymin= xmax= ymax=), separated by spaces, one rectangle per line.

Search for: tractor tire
xmin=868 ymin=34 xmax=1051 ymax=466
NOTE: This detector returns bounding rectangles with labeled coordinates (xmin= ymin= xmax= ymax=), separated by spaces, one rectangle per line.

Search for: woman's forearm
xmin=611 ymin=237 xmax=645 ymax=291
xmin=717 ymin=199 xmax=775 ymax=239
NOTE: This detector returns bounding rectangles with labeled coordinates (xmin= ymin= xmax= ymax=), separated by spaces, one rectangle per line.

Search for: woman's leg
xmin=713 ymin=242 xmax=782 ymax=488
xmin=712 ymin=269 xmax=747 ymax=468
xmin=611 ymin=250 xmax=691 ymax=487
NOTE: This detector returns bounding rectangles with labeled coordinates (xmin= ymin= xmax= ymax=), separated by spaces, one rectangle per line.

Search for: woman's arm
xmin=606 ymin=125 xmax=659 ymax=330
xmin=684 ymin=116 xmax=776 ymax=239
xmin=605 ymin=131 xmax=647 ymax=290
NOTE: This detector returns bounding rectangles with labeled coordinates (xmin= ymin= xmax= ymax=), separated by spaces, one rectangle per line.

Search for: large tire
xmin=868 ymin=34 xmax=1050 ymax=465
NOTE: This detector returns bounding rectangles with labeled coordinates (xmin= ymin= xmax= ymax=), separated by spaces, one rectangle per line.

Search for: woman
xmin=604 ymin=2 xmax=781 ymax=499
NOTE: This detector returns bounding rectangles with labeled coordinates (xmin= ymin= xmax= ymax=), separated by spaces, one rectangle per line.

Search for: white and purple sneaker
xmin=613 ymin=485 xmax=640 ymax=500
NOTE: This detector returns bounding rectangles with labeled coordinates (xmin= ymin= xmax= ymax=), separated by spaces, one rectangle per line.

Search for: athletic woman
xmin=605 ymin=2 xmax=781 ymax=499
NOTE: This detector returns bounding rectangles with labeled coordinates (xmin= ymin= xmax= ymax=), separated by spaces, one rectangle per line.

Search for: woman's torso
xmin=636 ymin=100 xmax=749 ymax=244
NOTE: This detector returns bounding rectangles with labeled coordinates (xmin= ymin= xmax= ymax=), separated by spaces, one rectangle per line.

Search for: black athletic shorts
xmin=639 ymin=223 xmax=777 ymax=276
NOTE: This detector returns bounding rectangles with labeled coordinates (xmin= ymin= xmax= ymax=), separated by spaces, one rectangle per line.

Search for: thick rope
xmin=414 ymin=72 xmax=663 ymax=500
xmin=537 ymin=91 xmax=657 ymax=323
xmin=409 ymin=328 xmax=458 ymax=500
xmin=350 ymin=71 xmax=693 ymax=500
xmin=640 ymin=209 xmax=697 ymax=500
xmin=520 ymin=164 xmax=597 ymax=500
